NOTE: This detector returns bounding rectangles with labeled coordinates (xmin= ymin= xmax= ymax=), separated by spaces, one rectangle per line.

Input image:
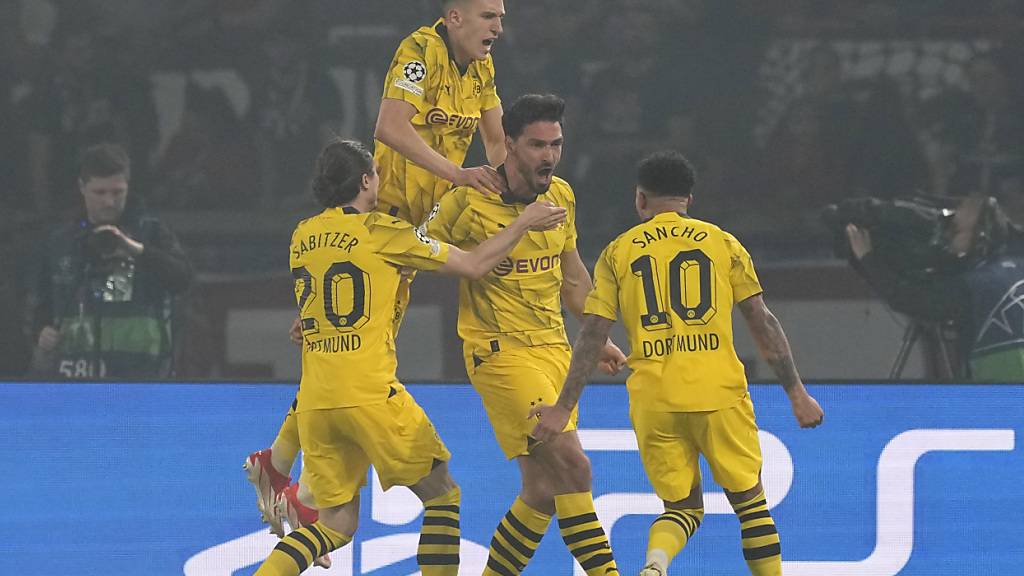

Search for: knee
xmin=320 ymin=497 xmax=360 ymax=537
xmin=555 ymin=447 xmax=592 ymax=491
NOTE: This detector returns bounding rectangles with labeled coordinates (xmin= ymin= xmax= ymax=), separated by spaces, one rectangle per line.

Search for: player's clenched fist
xmin=790 ymin=392 xmax=824 ymax=428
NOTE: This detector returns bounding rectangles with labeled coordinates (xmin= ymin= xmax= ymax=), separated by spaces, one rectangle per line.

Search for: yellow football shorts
xmin=297 ymin=387 xmax=451 ymax=509
xmin=630 ymin=393 xmax=763 ymax=502
xmin=465 ymin=344 xmax=577 ymax=459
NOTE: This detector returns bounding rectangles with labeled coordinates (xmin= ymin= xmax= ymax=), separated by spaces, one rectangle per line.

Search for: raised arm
xmin=374 ymin=98 xmax=506 ymax=195
xmin=479 ymin=104 xmax=506 ymax=167
xmin=438 ymin=201 xmax=565 ymax=279
xmin=531 ymin=313 xmax=615 ymax=442
xmin=738 ymin=294 xmax=823 ymax=428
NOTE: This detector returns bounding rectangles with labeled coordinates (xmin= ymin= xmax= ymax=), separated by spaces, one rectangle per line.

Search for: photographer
xmin=29 ymin=144 xmax=192 ymax=379
xmin=845 ymin=196 xmax=1024 ymax=381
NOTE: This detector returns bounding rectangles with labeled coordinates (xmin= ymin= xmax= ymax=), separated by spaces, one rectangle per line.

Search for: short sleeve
xmin=724 ymin=233 xmax=763 ymax=303
xmin=369 ymin=215 xmax=450 ymax=271
xmin=561 ymin=183 xmax=578 ymax=252
xmin=382 ymin=36 xmax=432 ymax=113
xmin=584 ymin=243 xmax=619 ymax=321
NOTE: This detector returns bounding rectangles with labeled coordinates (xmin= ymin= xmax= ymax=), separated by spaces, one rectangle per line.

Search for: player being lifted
xmin=244 ymin=0 xmax=510 ymax=550
xmin=252 ymin=138 xmax=566 ymax=576
xmin=425 ymin=94 xmax=628 ymax=576
xmin=531 ymin=151 xmax=824 ymax=576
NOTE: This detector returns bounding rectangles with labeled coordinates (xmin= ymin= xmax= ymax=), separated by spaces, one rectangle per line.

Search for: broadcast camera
xmin=81 ymin=225 xmax=136 ymax=303
xmin=822 ymin=195 xmax=1008 ymax=283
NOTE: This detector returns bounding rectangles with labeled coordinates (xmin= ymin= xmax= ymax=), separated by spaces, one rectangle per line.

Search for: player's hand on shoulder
xmin=598 ymin=340 xmax=627 ymax=375
xmin=519 ymin=200 xmax=567 ymax=231
xmin=529 ymin=403 xmax=571 ymax=443
xmin=454 ymin=165 xmax=507 ymax=196
xmin=791 ymin=391 xmax=824 ymax=429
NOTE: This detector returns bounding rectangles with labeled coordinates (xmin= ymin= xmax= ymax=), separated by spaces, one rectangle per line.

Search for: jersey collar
xmin=497 ymin=164 xmax=540 ymax=205
xmin=434 ymin=20 xmax=470 ymax=76
xmin=341 ymin=206 xmax=361 ymax=215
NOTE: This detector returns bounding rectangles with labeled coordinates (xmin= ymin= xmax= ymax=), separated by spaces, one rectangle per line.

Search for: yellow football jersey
xmin=585 ymin=212 xmax=763 ymax=412
xmin=290 ymin=207 xmax=450 ymax=410
xmin=375 ymin=19 xmax=501 ymax=225
xmin=425 ymin=174 xmax=578 ymax=359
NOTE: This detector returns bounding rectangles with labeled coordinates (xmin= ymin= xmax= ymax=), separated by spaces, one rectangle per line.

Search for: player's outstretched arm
xmin=438 ymin=201 xmax=566 ymax=279
xmin=531 ymin=313 xmax=614 ymax=442
xmin=738 ymin=294 xmax=824 ymax=428
xmin=375 ymin=99 xmax=506 ymax=195
xmin=561 ymin=250 xmax=627 ymax=374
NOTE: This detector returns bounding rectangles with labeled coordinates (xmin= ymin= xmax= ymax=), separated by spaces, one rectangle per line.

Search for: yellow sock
xmin=731 ymin=490 xmax=781 ymax=576
xmin=554 ymin=492 xmax=619 ymax=576
xmin=419 ymin=486 xmax=461 ymax=575
xmin=254 ymin=521 xmax=350 ymax=576
xmin=647 ymin=507 xmax=704 ymax=570
xmin=270 ymin=403 xmax=300 ymax=473
xmin=483 ymin=497 xmax=552 ymax=575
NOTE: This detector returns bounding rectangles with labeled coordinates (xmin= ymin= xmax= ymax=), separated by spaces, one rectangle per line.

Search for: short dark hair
xmin=311 ymin=139 xmax=374 ymax=207
xmin=637 ymin=151 xmax=697 ymax=198
xmin=79 ymin=143 xmax=131 ymax=183
xmin=502 ymin=94 xmax=565 ymax=140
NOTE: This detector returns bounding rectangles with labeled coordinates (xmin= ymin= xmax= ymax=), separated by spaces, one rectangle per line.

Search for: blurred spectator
xmin=246 ymin=31 xmax=343 ymax=210
xmin=846 ymin=77 xmax=926 ymax=198
xmin=953 ymin=50 xmax=1024 ymax=197
xmin=167 ymin=0 xmax=308 ymax=66
xmin=495 ymin=1 xmax=582 ymax=104
xmin=151 ymin=82 xmax=259 ymax=209
xmin=576 ymin=10 xmax=687 ymax=250
xmin=26 ymin=18 xmax=157 ymax=214
xmin=27 ymin=143 xmax=192 ymax=379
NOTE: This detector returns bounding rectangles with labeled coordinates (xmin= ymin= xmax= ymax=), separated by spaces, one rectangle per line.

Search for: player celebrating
xmin=252 ymin=138 xmax=566 ymax=576
xmin=245 ymin=0 xmax=510 ymax=548
xmin=531 ymin=151 xmax=824 ymax=576
xmin=425 ymin=94 xmax=627 ymax=576
xmin=375 ymin=0 xmax=509 ymax=225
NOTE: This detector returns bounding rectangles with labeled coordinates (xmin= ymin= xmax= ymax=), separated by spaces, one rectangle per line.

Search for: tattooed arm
xmin=530 ymin=314 xmax=614 ymax=442
xmin=738 ymin=294 xmax=824 ymax=428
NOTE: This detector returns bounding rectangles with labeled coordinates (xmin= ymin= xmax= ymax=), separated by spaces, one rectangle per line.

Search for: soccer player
xmin=531 ymin=150 xmax=824 ymax=576
xmin=253 ymin=138 xmax=566 ymax=576
xmin=245 ymin=0 xmax=510 ymax=544
xmin=375 ymin=0 xmax=509 ymax=225
xmin=425 ymin=94 xmax=627 ymax=576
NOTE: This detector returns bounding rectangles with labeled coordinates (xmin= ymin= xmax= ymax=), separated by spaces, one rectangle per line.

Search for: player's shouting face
xmin=448 ymin=0 xmax=505 ymax=61
xmin=508 ymin=121 xmax=563 ymax=197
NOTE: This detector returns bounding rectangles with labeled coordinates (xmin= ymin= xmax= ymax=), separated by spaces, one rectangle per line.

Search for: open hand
xmin=454 ymin=165 xmax=507 ymax=196
xmin=520 ymin=201 xmax=567 ymax=231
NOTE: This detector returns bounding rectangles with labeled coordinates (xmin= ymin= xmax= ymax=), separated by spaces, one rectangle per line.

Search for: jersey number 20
xmin=631 ymin=249 xmax=716 ymax=331
xmin=292 ymin=262 xmax=371 ymax=334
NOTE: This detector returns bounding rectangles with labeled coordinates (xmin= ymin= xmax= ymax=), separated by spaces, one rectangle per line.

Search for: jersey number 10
xmin=630 ymin=249 xmax=716 ymax=331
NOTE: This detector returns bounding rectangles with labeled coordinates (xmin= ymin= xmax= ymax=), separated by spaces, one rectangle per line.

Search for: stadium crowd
xmin=2 ymin=0 xmax=1024 ymax=378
